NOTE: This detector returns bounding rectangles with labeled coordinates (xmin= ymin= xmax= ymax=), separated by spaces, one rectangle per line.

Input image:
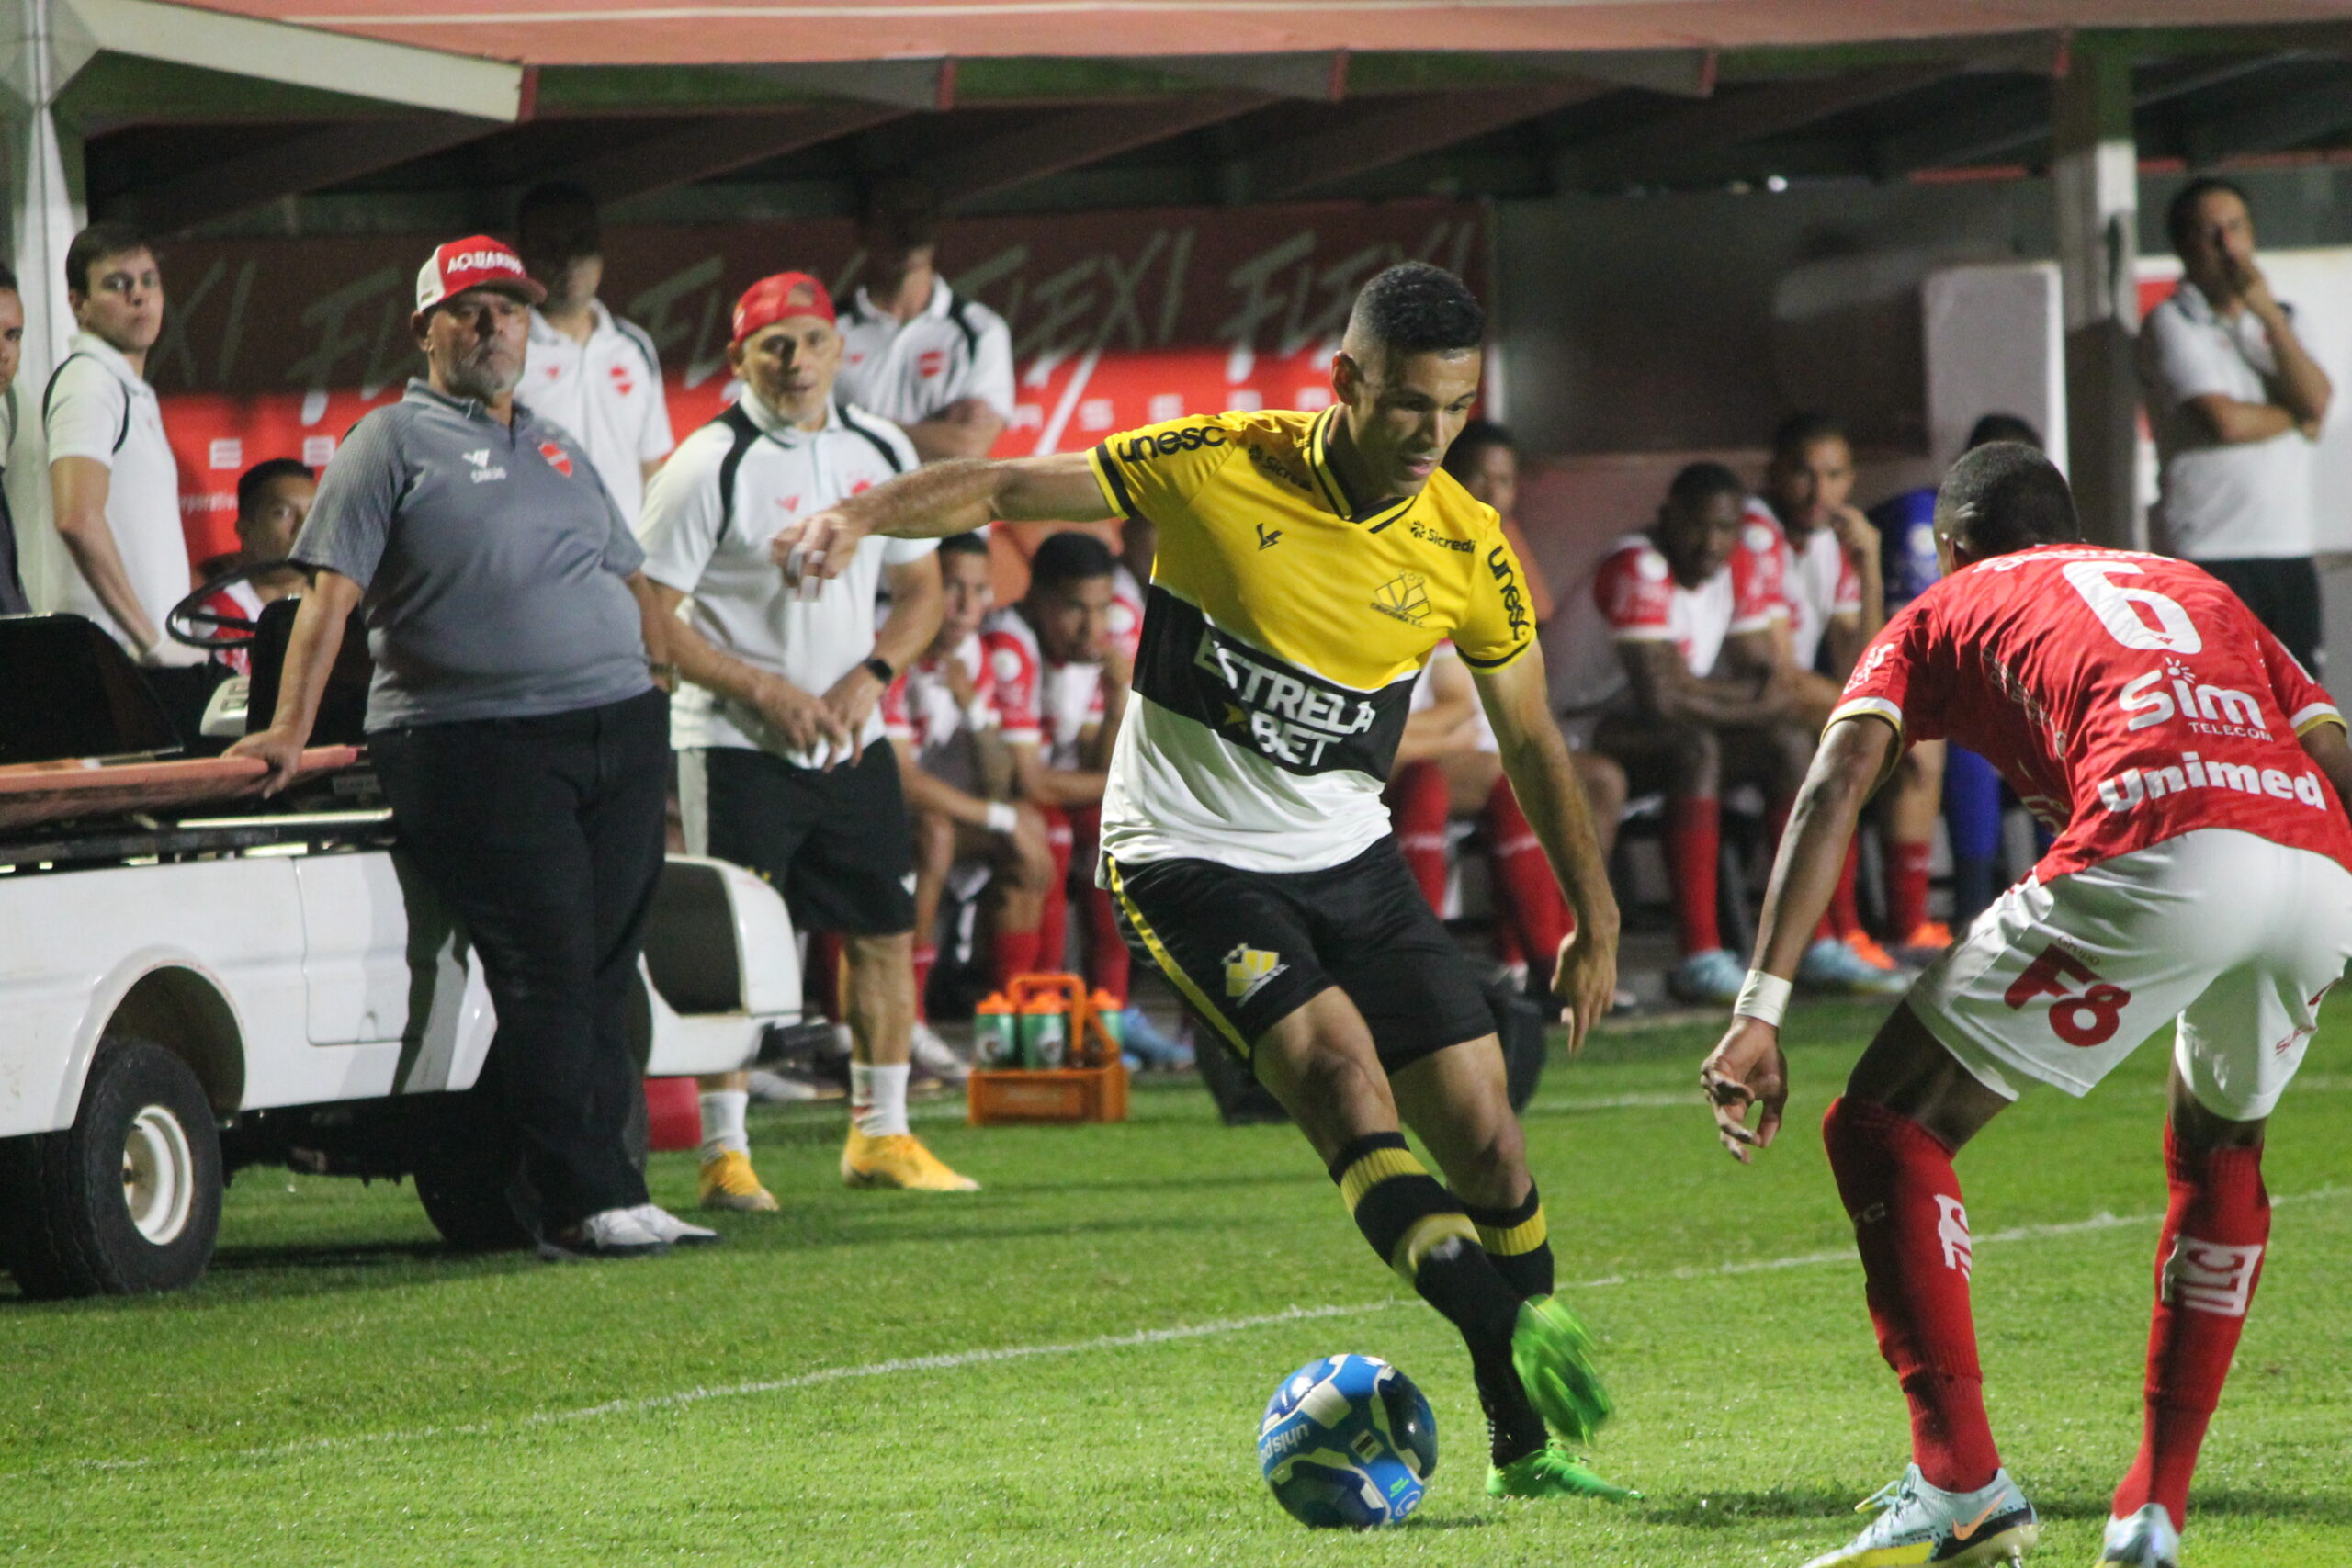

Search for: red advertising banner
xmin=150 ymin=201 xmax=1487 ymax=564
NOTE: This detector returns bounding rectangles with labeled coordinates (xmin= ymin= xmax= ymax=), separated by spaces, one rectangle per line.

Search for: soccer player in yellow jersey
xmin=775 ymin=264 xmax=1630 ymax=1500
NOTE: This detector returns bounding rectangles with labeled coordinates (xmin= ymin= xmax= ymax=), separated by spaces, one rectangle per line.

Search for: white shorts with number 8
xmin=1911 ymin=828 xmax=2352 ymax=1122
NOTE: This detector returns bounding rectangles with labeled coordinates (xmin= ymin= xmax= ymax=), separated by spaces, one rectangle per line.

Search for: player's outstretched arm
xmin=770 ymin=450 xmax=1114 ymax=583
xmin=1474 ymin=651 xmax=1620 ymax=1056
xmin=1699 ymin=714 xmax=1895 ymax=1162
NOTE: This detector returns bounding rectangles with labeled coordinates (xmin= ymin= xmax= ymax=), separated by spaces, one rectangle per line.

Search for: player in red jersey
xmin=1700 ymin=443 xmax=2352 ymax=1568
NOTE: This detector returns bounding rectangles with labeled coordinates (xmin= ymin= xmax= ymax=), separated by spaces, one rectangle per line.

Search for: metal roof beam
xmin=1238 ymin=81 xmax=1601 ymax=202
xmin=2183 ymin=73 xmax=2352 ymax=164
xmin=556 ymin=102 xmax=909 ymax=204
xmin=112 ymin=112 xmax=497 ymax=234
xmin=1555 ymin=65 xmax=1947 ymax=186
xmin=928 ymin=92 xmax=1274 ymax=207
xmin=56 ymin=0 xmax=523 ymax=119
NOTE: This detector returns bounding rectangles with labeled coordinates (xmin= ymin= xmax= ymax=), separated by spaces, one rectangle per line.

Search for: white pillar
xmin=1 ymin=0 xmax=89 ymax=607
xmin=2052 ymin=32 xmax=2141 ymax=549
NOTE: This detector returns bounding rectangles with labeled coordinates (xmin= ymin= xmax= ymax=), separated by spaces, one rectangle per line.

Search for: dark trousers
xmin=371 ymin=688 xmax=668 ymax=1230
xmin=2200 ymin=556 xmax=2324 ymax=674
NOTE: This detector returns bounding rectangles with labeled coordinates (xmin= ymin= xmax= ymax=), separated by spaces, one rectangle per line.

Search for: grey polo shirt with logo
xmin=292 ymin=379 xmax=652 ymax=730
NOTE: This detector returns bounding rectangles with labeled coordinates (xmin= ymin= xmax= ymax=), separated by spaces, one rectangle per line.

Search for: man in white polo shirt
xmin=639 ymin=270 xmax=971 ymax=1208
xmin=835 ymin=179 xmax=1016 ymax=463
xmin=42 ymin=221 xmax=209 ymax=717
xmin=515 ymin=184 xmax=674 ymax=528
xmin=2142 ymin=176 xmax=2335 ymax=672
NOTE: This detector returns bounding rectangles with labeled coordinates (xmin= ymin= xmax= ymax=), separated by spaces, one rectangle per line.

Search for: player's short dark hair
xmin=1442 ymin=418 xmax=1514 ymax=481
xmin=0 ymin=260 xmax=18 ymax=295
xmin=939 ymin=530 xmax=991 ymax=560
xmin=1666 ymin=461 xmax=1747 ymax=514
xmin=236 ymin=457 xmax=313 ymax=517
xmin=516 ymin=182 xmax=601 ymax=261
xmin=2166 ymin=175 xmax=2251 ymax=253
xmin=1935 ymin=442 xmax=2080 ymax=558
xmin=1964 ymin=413 xmax=2041 ymax=452
xmin=65 ymin=221 xmax=152 ymax=296
xmin=1770 ymin=412 xmax=1848 ymax=463
xmin=1347 ymin=263 xmax=1484 ymax=360
xmin=1028 ymin=528 xmax=1116 ymax=590
xmin=862 ymin=177 xmax=940 ymax=251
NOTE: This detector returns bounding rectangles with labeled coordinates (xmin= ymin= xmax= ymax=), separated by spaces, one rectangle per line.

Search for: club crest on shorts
xmin=1225 ymin=943 xmax=1288 ymax=1002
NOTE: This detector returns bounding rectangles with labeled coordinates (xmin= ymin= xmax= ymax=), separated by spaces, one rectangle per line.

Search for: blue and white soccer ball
xmin=1258 ymin=1354 xmax=1439 ymax=1529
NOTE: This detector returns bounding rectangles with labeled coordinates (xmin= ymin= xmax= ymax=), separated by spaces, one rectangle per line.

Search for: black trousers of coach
xmin=371 ymin=688 xmax=668 ymax=1232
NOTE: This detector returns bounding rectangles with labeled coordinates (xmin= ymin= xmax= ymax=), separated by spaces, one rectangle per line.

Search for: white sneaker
xmin=746 ymin=1068 xmax=822 ymax=1103
xmin=541 ymin=1206 xmax=670 ymax=1260
xmin=627 ymin=1203 xmax=723 ymax=1247
xmin=910 ymin=1021 xmax=970 ymax=1083
xmin=1801 ymin=1463 xmax=2038 ymax=1567
xmin=2098 ymin=1504 xmax=2181 ymax=1567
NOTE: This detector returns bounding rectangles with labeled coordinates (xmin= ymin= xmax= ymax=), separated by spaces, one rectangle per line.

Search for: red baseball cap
xmin=732 ymin=272 xmax=835 ymax=344
xmin=413 ymin=235 xmax=546 ymax=317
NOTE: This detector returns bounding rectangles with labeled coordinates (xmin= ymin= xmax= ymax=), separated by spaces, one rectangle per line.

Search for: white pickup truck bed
xmin=0 ymin=755 xmax=802 ymax=1297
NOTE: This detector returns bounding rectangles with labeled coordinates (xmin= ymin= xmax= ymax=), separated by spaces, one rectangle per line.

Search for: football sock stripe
xmin=1465 ymin=1186 xmax=1554 ymax=1300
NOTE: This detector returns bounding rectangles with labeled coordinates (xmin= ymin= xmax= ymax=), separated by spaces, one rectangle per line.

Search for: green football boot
xmin=1510 ymin=1294 xmax=1613 ymax=1443
xmin=1487 ymin=1439 xmax=1640 ymax=1501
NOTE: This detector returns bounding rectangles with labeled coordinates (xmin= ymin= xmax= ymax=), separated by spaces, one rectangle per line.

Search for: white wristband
xmin=1733 ymin=970 xmax=1792 ymax=1028
xmin=983 ymin=802 xmax=1019 ymax=835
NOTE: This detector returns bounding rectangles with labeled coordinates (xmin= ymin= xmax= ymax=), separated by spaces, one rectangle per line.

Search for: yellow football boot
xmin=697 ymin=1148 xmax=779 ymax=1212
xmin=841 ymin=1129 xmax=979 ymax=1191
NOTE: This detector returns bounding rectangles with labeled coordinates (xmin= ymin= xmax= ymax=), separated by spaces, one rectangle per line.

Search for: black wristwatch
xmin=863 ymin=655 xmax=896 ymax=685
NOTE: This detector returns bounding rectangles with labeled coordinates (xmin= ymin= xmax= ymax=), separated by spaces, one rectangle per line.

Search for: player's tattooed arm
xmin=1475 ymin=651 xmax=1620 ymax=1055
xmin=771 ymin=451 xmax=1113 ymax=583
xmin=1700 ymin=713 xmax=1896 ymax=1162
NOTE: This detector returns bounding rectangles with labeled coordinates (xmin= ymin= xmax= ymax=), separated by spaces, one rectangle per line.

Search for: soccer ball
xmin=1257 ymin=1354 xmax=1438 ymax=1529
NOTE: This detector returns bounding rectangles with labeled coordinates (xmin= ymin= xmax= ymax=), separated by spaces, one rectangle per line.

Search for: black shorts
xmin=681 ymin=741 xmax=915 ymax=936
xmin=1102 ymin=837 xmax=1495 ymax=1075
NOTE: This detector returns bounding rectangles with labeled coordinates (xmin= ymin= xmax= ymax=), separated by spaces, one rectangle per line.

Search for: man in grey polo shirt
xmin=2142 ymin=177 xmax=2335 ymax=671
xmin=232 ymin=235 xmax=714 ymax=1261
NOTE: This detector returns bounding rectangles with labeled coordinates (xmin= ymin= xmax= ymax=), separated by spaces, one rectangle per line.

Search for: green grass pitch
xmin=6 ymin=999 xmax=2348 ymax=1565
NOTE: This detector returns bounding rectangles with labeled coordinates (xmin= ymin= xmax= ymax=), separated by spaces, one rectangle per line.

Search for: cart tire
xmin=0 ymin=1035 xmax=222 ymax=1298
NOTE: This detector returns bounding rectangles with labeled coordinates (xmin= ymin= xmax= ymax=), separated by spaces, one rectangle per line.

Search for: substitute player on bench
xmin=770 ymin=263 xmax=1629 ymax=1502
xmin=1700 ymin=443 xmax=2352 ymax=1568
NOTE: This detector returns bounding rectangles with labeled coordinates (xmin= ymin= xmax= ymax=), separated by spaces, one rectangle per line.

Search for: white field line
xmin=17 ymin=1185 xmax=2344 ymax=1482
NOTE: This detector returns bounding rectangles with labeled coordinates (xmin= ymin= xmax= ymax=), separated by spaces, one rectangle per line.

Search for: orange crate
xmin=966 ymin=1062 xmax=1129 ymax=1125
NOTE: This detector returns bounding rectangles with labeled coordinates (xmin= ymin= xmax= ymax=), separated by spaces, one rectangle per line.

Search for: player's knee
xmin=1448 ymin=1115 xmax=1529 ymax=1210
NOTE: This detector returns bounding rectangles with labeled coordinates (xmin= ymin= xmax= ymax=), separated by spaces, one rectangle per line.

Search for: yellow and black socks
xmin=1329 ymin=1133 xmax=1545 ymax=1464
xmin=1466 ymin=1185 xmax=1554 ymax=1300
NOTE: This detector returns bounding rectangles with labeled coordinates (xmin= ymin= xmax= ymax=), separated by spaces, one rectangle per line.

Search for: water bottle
xmin=973 ymin=993 xmax=1018 ymax=1068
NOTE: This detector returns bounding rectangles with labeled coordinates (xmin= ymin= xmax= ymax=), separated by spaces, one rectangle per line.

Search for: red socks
xmin=1035 ymin=809 xmax=1074 ymax=975
xmin=1486 ymin=784 xmax=1569 ymax=969
xmin=1891 ymin=840 xmax=1933 ymax=937
xmin=911 ymin=943 xmax=935 ymax=1020
xmin=1830 ymin=840 xmax=1863 ymax=940
xmin=1081 ymin=885 xmax=1130 ymax=1002
xmin=2113 ymin=1129 xmax=2269 ymax=1529
xmin=1388 ymin=762 xmax=1452 ymax=909
xmin=989 ymin=928 xmax=1039 ymax=990
xmin=1822 ymin=1097 xmax=2001 ymax=1494
xmin=1666 ymin=795 xmax=1722 ymax=956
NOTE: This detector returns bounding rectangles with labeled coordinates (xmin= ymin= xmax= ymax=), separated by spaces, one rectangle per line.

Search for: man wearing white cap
xmin=639 ymin=270 xmax=975 ymax=1200
xmin=232 ymin=236 xmax=715 ymax=1261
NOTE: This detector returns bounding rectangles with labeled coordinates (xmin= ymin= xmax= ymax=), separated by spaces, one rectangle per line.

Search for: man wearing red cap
xmin=232 ymin=236 xmax=718 ymax=1260
xmin=639 ymin=270 xmax=973 ymax=1201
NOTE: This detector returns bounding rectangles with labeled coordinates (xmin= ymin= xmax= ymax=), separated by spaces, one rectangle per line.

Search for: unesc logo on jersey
xmin=1224 ymin=944 xmax=1287 ymax=1003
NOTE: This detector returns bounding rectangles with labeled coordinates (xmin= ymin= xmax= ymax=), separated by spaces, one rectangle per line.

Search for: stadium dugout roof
xmin=6 ymin=1 xmax=2346 ymax=238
